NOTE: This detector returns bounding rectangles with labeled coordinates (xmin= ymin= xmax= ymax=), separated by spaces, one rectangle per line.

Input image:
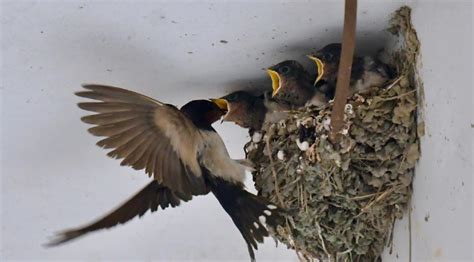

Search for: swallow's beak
xmin=266 ymin=69 xmax=281 ymax=97
xmin=210 ymin=98 xmax=229 ymax=112
xmin=210 ymin=98 xmax=229 ymax=122
xmin=307 ymin=55 xmax=324 ymax=85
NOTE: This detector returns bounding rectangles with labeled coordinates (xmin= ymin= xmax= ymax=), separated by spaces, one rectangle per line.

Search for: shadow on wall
xmin=222 ymin=27 xmax=392 ymax=96
xmin=53 ymin=13 xmax=391 ymax=98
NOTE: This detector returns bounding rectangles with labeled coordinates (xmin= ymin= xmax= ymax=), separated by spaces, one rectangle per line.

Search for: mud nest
xmin=245 ymin=7 xmax=423 ymax=261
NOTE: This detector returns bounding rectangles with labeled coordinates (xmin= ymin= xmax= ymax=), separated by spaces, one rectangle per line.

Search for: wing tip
xmin=87 ymin=126 xmax=107 ymax=137
xmin=80 ymin=115 xmax=94 ymax=124
xmin=43 ymin=228 xmax=84 ymax=248
xmin=74 ymin=91 xmax=89 ymax=97
xmin=75 ymin=83 xmax=100 ymax=99
xmin=77 ymin=102 xmax=87 ymax=109
xmin=79 ymin=83 xmax=116 ymax=93
xmin=78 ymin=84 xmax=98 ymax=93
xmin=80 ymin=83 xmax=102 ymax=89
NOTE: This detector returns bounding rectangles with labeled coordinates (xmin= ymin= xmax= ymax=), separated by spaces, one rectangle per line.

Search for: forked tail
xmin=206 ymin=175 xmax=286 ymax=261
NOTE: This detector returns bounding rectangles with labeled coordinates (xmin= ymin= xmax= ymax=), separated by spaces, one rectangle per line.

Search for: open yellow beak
xmin=210 ymin=98 xmax=229 ymax=112
xmin=266 ymin=69 xmax=281 ymax=97
xmin=307 ymin=55 xmax=324 ymax=85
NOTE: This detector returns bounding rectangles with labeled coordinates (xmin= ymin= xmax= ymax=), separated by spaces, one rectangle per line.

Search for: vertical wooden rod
xmin=330 ymin=0 xmax=358 ymax=142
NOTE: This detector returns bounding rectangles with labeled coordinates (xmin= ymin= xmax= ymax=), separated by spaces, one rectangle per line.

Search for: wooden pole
xmin=330 ymin=0 xmax=358 ymax=142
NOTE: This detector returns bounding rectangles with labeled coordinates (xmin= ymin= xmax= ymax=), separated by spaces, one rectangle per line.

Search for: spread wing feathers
xmin=45 ymin=181 xmax=188 ymax=247
xmin=206 ymin=175 xmax=286 ymax=262
xmin=76 ymin=84 xmax=206 ymax=197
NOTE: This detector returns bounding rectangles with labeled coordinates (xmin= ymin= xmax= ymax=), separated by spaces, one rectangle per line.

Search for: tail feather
xmin=206 ymin=175 xmax=286 ymax=261
xmin=44 ymin=181 xmax=188 ymax=247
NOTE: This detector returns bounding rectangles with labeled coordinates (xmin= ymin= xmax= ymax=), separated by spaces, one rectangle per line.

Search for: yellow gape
xmin=307 ymin=55 xmax=325 ymax=85
xmin=266 ymin=69 xmax=281 ymax=97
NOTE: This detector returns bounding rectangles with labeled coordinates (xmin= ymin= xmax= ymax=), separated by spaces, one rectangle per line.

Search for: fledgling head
xmin=181 ymin=100 xmax=227 ymax=128
xmin=210 ymin=91 xmax=260 ymax=129
xmin=266 ymin=60 xmax=312 ymax=98
xmin=221 ymin=90 xmax=256 ymax=104
xmin=307 ymin=43 xmax=342 ymax=85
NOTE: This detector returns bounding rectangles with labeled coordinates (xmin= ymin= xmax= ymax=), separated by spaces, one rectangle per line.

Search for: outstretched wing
xmin=76 ymin=84 xmax=207 ymax=198
xmin=45 ymin=181 xmax=191 ymax=246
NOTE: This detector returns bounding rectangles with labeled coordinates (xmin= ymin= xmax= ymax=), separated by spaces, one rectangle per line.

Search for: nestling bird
xmin=211 ymin=90 xmax=289 ymax=133
xmin=45 ymin=84 xmax=285 ymax=261
xmin=267 ymin=60 xmax=327 ymax=107
xmin=307 ymin=43 xmax=392 ymax=97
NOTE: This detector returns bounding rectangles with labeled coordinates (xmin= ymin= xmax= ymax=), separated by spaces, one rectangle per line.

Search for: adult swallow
xmin=211 ymin=90 xmax=289 ymax=133
xmin=266 ymin=60 xmax=327 ymax=107
xmin=307 ymin=43 xmax=391 ymax=96
xmin=46 ymin=84 xmax=285 ymax=261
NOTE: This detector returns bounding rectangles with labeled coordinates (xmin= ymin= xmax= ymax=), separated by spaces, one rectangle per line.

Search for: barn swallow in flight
xmin=45 ymin=85 xmax=285 ymax=261
xmin=211 ymin=90 xmax=289 ymax=133
xmin=307 ymin=43 xmax=391 ymax=97
xmin=266 ymin=60 xmax=327 ymax=107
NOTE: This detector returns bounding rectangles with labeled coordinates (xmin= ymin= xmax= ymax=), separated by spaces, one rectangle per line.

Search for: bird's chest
xmin=283 ymin=86 xmax=313 ymax=106
xmin=198 ymin=131 xmax=246 ymax=183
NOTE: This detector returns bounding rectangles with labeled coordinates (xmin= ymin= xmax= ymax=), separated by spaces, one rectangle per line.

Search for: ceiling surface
xmin=1 ymin=0 xmax=472 ymax=261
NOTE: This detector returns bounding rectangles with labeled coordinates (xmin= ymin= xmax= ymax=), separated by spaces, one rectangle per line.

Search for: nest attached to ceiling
xmin=245 ymin=7 xmax=423 ymax=261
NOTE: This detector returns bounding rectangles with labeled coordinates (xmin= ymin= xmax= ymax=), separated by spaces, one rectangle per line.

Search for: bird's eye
xmin=279 ymin=66 xmax=291 ymax=74
xmin=325 ymin=53 xmax=333 ymax=61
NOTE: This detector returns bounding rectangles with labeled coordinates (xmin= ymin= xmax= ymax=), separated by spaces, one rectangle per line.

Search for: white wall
xmin=1 ymin=0 xmax=472 ymax=261
xmin=383 ymin=1 xmax=473 ymax=261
